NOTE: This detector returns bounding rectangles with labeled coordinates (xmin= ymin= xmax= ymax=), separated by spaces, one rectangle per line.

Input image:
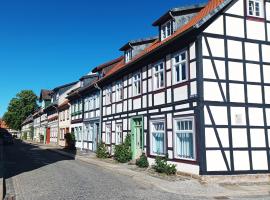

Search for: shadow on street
xmin=3 ymin=139 xmax=75 ymax=179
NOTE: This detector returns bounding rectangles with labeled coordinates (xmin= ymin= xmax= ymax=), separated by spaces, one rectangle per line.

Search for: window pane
xmin=176 ymin=132 xmax=194 ymax=159
xmin=175 ymin=65 xmax=180 ymax=82
xmin=152 ymin=132 xmax=164 ymax=154
xmin=181 ymin=52 xmax=186 ymax=61
xmin=160 ymin=72 xmax=164 ymax=87
xmin=255 ymin=2 xmax=260 ymax=16
xmin=175 ymin=56 xmax=179 ymax=63
xmin=181 ymin=63 xmax=186 ymax=80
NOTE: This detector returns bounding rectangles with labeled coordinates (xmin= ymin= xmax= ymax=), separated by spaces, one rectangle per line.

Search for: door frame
xmin=93 ymin=122 xmax=99 ymax=152
xmin=130 ymin=116 xmax=144 ymax=160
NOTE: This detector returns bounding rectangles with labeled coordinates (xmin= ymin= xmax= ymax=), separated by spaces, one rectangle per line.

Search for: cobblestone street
xmin=2 ymin=140 xmax=270 ymax=200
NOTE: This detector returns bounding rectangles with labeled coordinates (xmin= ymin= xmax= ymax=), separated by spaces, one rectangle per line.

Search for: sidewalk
xmin=25 ymin=140 xmax=270 ymax=199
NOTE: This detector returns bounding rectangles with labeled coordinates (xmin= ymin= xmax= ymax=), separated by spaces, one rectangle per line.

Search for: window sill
xmin=152 ymin=87 xmax=166 ymax=94
xmin=131 ymin=94 xmax=141 ymax=99
xmin=150 ymin=153 xmax=166 ymax=157
xmin=246 ymin=16 xmax=265 ymax=22
xmin=172 ymin=80 xmax=189 ymax=88
xmin=174 ymin=156 xmax=196 ymax=162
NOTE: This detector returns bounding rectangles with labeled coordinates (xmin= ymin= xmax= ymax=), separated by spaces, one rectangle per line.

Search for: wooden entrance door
xmin=131 ymin=117 xmax=143 ymax=160
xmin=46 ymin=128 xmax=50 ymax=144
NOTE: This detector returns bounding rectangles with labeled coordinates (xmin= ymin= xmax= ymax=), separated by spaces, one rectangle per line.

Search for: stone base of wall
xmin=201 ymin=174 xmax=270 ymax=184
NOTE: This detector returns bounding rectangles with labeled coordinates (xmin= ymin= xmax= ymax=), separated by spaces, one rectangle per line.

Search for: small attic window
xmin=161 ymin=20 xmax=173 ymax=41
xmin=247 ymin=0 xmax=264 ymax=18
xmin=125 ymin=49 xmax=132 ymax=63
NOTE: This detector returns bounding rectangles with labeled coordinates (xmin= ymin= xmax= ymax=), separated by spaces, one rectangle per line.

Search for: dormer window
xmin=125 ymin=49 xmax=132 ymax=63
xmin=161 ymin=20 xmax=173 ymax=41
xmin=247 ymin=0 xmax=264 ymax=18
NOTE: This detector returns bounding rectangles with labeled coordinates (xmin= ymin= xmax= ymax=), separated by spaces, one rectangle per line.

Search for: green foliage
xmin=96 ymin=142 xmax=109 ymax=159
xmin=153 ymin=156 xmax=177 ymax=175
xmin=136 ymin=153 xmax=149 ymax=168
xmin=3 ymin=90 xmax=38 ymax=131
xmin=114 ymin=134 xmax=132 ymax=163
xmin=64 ymin=132 xmax=75 ymax=149
xmin=22 ymin=132 xmax=27 ymax=140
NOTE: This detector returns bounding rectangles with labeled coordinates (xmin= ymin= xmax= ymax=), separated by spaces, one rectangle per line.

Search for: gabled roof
xmin=39 ymin=89 xmax=53 ymax=101
xmin=92 ymin=56 xmax=124 ymax=73
xmin=98 ymin=0 xmax=231 ymax=83
xmin=53 ymin=81 xmax=78 ymax=92
xmin=119 ymin=36 xmax=158 ymax=51
xmin=152 ymin=3 xmax=207 ymax=26
xmin=79 ymin=73 xmax=98 ymax=81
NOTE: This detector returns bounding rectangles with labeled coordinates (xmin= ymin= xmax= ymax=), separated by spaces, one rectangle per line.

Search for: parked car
xmin=3 ymin=133 xmax=14 ymax=145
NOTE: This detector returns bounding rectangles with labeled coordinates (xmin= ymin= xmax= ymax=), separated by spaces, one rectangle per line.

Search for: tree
xmin=3 ymin=90 xmax=38 ymax=130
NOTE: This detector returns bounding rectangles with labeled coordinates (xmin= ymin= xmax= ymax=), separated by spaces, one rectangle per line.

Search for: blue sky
xmin=0 ymin=0 xmax=206 ymax=117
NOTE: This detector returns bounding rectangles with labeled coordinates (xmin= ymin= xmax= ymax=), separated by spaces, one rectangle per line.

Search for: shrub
xmin=22 ymin=132 xmax=27 ymax=140
xmin=136 ymin=153 xmax=149 ymax=168
xmin=64 ymin=132 xmax=76 ymax=149
xmin=153 ymin=156 xmax=177 ymax=175
xmin=114 ymin=134 xmax=132 ymax=163
xmin=96 ymin=142 xmax=109 ymax=159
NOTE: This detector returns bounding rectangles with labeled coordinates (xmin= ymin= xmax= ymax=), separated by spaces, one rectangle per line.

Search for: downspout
xmin=94 ymin=82 xmax=102 ymax=144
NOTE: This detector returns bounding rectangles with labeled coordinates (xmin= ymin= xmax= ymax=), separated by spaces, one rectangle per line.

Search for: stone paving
xmin=3 ymin=140 xmax=270 ymax=200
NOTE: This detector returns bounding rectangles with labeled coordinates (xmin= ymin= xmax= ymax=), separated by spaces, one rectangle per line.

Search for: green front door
xmin=131 ymin=117 xmax=143 ymax=160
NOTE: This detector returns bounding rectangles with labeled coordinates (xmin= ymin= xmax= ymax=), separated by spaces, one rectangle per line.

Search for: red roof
xmin=92 ymin=56 xmax=124 ymax=73
xmin=100 ymin=0 xmax=225 ymax=81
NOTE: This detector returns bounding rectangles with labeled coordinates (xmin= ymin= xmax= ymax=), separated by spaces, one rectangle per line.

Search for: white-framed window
xmin=67 ymin=109 xmax=69 ymax=120
xmin=89 ymin=124 xmax=94 ymax=141
xmin=71 ymin=104 xmax=75 ymax=114
xmin=89 ymin=97 xmax=94 ymax=110
xmin=115 ymin=81 xmax=123 ymax=101
xmin=161 ymin=20 xmax=173 ymax=41
xmin=133 ymin=72 xmax=141 ymax=96
xmin=153 ymin=61 xmax=165 ymax=90
xmin=84 ymin=125 xmax=88 ymax=141
xmin=95 ymin=94 xmax=100 ymax=108
xmin=105 ymin=87 xmax=112 ymax=105
xmin=172 ymin=51 xmax=188 ymax=84
xmin=115 ymin=124 xmax=122 ymax=145
xmin=247 ymin=0 xmax=264 ymax=18
xmin=84 ymin=98 xmax=89 ymax=111
xmin=174 ymin=117 xmax=195 ymax=160
xmin=125 ymin=49 xmax=132 ymax=63
xmin=105 ymin=125 xmax=111 ymax=144
xmin=150 ymin=121 xmax=166 ymax=155
xmin=79 ymin=100 xmax=82 ymax=111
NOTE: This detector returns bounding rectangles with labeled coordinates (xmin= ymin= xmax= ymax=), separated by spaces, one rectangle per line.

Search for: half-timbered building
xmin=44 ymin=82 xmax=77 ymax=144
xmin=39 ymin=90 xmax=52 ymax=144
xmin=96 ymin=0 xmax=270 ymax=175
xmin=75 ymin=57 xmax=123 ymax=152
xmin=21 ymin=114 xmax=34 ymax=140
xmin=67 ymin=74 xmax=98 ymax=149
